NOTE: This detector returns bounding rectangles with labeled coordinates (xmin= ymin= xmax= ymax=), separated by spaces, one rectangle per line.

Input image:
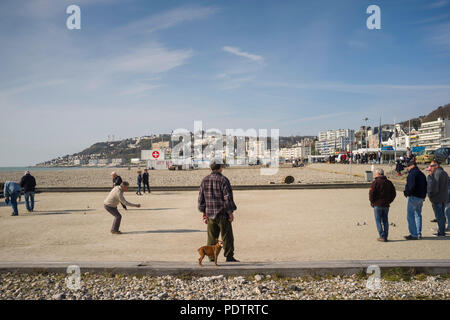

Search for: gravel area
xmin=1 ymin=272 xmax=449 ymax=300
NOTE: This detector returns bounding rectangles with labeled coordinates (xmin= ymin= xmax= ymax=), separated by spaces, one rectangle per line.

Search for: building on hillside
xmin=152 ymin=141 xmax=170 ymax=149
xmin=418 ymin=117 xmax=450 ymax=150
xmin=88 ymin=159 xmax=99 ymax=166
xmin=111 ymin=158 xmax=124 ymax=166
xmin=98 ymin=159 xmax=111 ymax=165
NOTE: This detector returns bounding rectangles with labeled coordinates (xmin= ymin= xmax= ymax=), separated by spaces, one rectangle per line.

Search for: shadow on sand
xmin=131 ymin=208 xmax=178 ymax=211
xmin=122 ymin=229 xmax=205 ymax=235
xmin=25 ymin=209 xmax=96 ymax=216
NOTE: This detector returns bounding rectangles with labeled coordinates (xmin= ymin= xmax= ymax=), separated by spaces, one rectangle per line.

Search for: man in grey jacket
xmin=427 ymin=160 xmax=448 ymax=236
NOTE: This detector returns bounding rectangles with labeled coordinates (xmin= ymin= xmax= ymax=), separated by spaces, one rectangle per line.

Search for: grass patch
xmin=382 ymin=268 xmax=415 ymax=282
xmin=413 ymin=274 xmax=428 ymax=281
xmin=271 ymin=273 xmax=285 ymax=281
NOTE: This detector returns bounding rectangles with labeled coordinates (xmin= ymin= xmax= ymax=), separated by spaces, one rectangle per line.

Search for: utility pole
xmin=394 ymin=118 xmax=397 ymax=161
xmin=363 ymin=117 xmax=369 ymax=154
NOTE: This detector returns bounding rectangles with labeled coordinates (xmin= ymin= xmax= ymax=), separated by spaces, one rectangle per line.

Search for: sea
xmin=0 ymin=166 xmax=91 ymax=172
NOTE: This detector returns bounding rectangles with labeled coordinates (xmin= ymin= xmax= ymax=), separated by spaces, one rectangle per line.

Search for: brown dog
xmin=197 ymin=239 xmax=224 ymax=266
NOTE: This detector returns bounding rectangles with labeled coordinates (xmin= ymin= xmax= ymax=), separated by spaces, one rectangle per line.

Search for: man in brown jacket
xmin=369 ymin=168 xmax=396 ymax=242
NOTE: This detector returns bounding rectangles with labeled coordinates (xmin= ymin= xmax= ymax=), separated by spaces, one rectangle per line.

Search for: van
xmin=415 ymin=150 xmax=435 ymax=164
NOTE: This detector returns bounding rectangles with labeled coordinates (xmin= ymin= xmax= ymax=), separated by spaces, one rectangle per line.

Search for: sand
xmin=0 ymin=189 xmax=447 ymax=263
xmin=0 ymin=164 xmax=386 ymax=188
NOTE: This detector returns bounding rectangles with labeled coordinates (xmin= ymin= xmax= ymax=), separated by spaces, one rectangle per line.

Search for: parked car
xmin=415 ymin=150 xmax=435 ymax=164
xmin=433 ymin=147 xmax=450 ymax=164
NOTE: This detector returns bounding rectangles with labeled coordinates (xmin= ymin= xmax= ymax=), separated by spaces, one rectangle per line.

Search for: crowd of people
xmin=369 ymin=159 xmax=450 ymax=241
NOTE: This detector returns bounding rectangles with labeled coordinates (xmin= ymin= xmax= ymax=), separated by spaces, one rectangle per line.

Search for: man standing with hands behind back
xmin=403 ymin=160 xmax=427 ymax=240
xmin=369 ymin=168 xmax=396 ymax=242
xmin=198 ymin=161 xmax=239 ymax=262
xmin=427 ymin=160 xmax=448 ymax=237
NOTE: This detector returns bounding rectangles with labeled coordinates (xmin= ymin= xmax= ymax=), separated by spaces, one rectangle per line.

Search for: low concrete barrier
xmin=7 ymin=183 xmax=371 ymax=194
xmin=0 ymin=260 xmax=449 ymax=276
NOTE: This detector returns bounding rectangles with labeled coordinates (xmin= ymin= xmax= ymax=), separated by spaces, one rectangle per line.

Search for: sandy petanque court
xmin=0 ymin=189 xmax=448 ymax=263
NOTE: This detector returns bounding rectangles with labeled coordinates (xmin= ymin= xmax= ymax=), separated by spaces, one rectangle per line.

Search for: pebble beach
xmin=1 ymin=273 xmax=449 ymax=300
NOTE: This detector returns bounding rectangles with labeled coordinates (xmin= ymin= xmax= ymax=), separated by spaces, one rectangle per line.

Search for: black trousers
xmin=143 ymin=181 xmax=151 ymax=193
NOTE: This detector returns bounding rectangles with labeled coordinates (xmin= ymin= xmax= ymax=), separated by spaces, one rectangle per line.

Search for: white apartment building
xmin=315 ymin=129 xmax=355 ymax=155
xmin=280 ymin=145 xmax=311 ymax=160
xmin=418 ymin=118 xmax=450 ymax=150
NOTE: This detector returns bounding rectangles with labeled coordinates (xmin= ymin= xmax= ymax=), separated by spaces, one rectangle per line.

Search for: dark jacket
xmin=113 ymin=175 xmax=123 ymax=187
xmin=20 ymin=174 xmax=36 ymax=192
xmin=404 ymin=166 xmax=427 ymax=199
xmin=137 ymin=174 xmax=142 ymax=184
xmin=427 ymin=166 xmax=449 ymax=204
xmin=369 ymin=175 xmax=396 ymax=207
xmin=143 ymin=172 xmax=149 ymax=183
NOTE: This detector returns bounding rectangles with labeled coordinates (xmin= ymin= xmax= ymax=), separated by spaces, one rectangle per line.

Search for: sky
xmin=0 ymin=0 xmax=450 ymax=166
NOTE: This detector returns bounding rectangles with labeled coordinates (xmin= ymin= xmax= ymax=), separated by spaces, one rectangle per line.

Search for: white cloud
xmin=109 ymin=46 xmax=194 ymax=74
xmin=428 ymin=0 xmax=449 ymax=9
xmin=426 ymin=22 xmax=450 ymax=55
xmin=118 ymin=83 xmax=162 ymax=96
xmin=222 ymin=46 xmax=264 ymax=63
xmin=116 ymin=5 xmax=220 ymax=36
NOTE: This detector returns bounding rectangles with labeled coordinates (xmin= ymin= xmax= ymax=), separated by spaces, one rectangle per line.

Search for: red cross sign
xmin=152 ymin=151 xmax=160 ymax=159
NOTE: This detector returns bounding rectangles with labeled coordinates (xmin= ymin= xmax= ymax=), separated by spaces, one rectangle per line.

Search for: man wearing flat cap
xmin=198 ymin=161 xmax=239 ymax=262
xmin=403 ymin=160 xmax=427 ymax=240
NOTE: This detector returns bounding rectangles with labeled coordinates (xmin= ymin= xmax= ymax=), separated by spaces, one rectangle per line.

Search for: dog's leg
xmin=198 ymin=249 xmax=204 ymax=266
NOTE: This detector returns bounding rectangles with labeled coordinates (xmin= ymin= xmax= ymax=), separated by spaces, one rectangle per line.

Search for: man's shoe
xmin=377 ymin=238 xmax=387 ymax=242
xmin=404 ymin=235 xmax=418 ymax=240
xmin=111 ymin=231 xmax=122 ymax=235
xmin=226 ymin=257 xmax=239 ymax=262
xmin=433 ymin=233 xmax=446 ymax=237
xmin=430 ymin=219 xmax=437 ymax=223
xmin=11 ymin=213 xmax=18 ymax=216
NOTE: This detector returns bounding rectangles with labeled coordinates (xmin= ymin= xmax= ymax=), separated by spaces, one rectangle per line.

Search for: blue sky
xmin=1 ymin=0 xmax=450 ymax=166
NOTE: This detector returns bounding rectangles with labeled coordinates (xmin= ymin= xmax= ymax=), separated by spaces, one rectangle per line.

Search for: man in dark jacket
xmin=20 ymin=171 xmax=36 ymax=212
xmin=369 ymin=168 xmax=396 ymax=242
xmin=403 ymin=160 xmax=427 ymax=240
xmin=427 ymin=160 xmax=448 ymax=237
xmin=142 ymin=169 xmax=151 ymax=193
xmin=198 ymin=161 xmax=238 ymax=262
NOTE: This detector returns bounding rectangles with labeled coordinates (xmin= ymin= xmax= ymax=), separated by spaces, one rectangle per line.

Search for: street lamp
xmin=363 ymin=117 xmax=369 ymax=154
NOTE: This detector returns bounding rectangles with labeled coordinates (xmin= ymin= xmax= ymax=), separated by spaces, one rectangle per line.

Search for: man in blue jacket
xmin=403 ymin=160 xmax=427 ymax=240
xmin=3 ymin=181 xmax=22 ymax=216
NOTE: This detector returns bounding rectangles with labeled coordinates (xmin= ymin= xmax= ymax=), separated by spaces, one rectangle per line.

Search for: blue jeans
xmin=137 ymin=183 xmax=141 ymax=194
xmin=445 ymin=204 xmax=450 ymax=228
xmin=24 ymin=191 xmax=35 ymax=211
xmin=9 ymin=191 xmax=21 ymax=215
xmin=407 ymin=196 xmax=424 ymax=238
xmin=432 ymin=202 xmax=446 ymax=236
xmin=374 ymin=206 xmax=389 ymax=239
